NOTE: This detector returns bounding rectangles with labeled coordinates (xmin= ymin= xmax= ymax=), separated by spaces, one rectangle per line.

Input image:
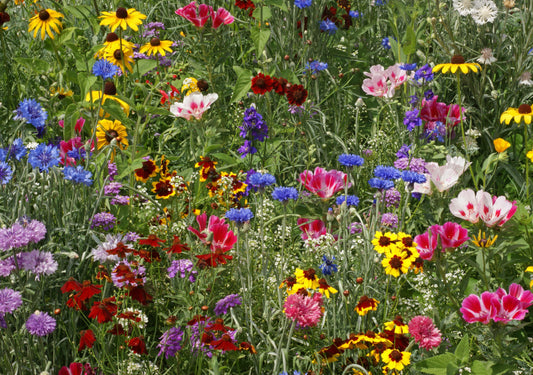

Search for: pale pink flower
xmin=450 ymin=189 xmax=517 ymax=227
xmin=460 ymin=292 xmax=496 ymax=324
xmin=434 ymin=222 xmax=469 ymax=251
xmin=478 ymin=194 xmax=515 ymax=227
xmin=362 ymin=76 xmax=393 ymax=98
xmin=211 ymin=8 xmax=234 ymax=29
xmin=299 ymin=167 xmax=349 ymax=199
xmin=408 ymin=316 xmax=442 ymax=350
xmin=175 ymin=2 xmax=212 ymax=28
xmin=283 ymin=292 xmax=323 ymax=328
xmin=413 ymin=155 xmax=470 ymax=194
xmin=170 ymin=92 xmax=218 ymax=120
xmin=362 ymin=64 xmax=406 ymax=98
xmin=385 ymin=64 xmax=408 ymax=88
xmin=449 ymin=188 xmax=480 ymax=223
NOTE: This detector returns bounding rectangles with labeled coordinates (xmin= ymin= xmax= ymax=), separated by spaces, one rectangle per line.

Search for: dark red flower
xmin=58 ymin=362 xmax=83 ymax=375
xmin=107 ymin=324 xmax=126 ymax=336
xmin=78 ymin=330 xmax=96 ymax=351
xmin=61 ymin=278 xmax=82 ymax=294
xmin=134 ymin=159 xmax=158 ymax=182
xmin=187 ymin=315 xmax=207 ymax=325
xmin=211 ymin=334 xmax=239 ymax=351
xmin=128 ymin=336 xmax=147 ymax=355
xmin=134 ymin=248 xmax=162 ymax=263
xmin=205 ymin=318 xmax=232 ymax=333
xmin=138 ymin=234 xmax=166 ymax=247
xmin=63 ymin=279 xmax=102 ymax=311
xmin=106 ymin=242 xmax=134 ymax=258
xmin=196 ymin=253 xmax=233 ymax=268
xmin=272 ymin=77 xmax=288 ymax=95
xmin=164 ymin=235 xmax=190 ymax=254
xmin=127 ymin=285 xmax=153 ymax=305
xmin=88 ymin=297 xmax=117 ymax=323
xmin=118 ymin=311 xmax=142 ymax=323
xmin=251 ymin=73 xmax=274 ymax=95
xmin=286 ymin=84 xmax=308 ymax=106
xmin=0 ymin=12 xmax=10 ymax=26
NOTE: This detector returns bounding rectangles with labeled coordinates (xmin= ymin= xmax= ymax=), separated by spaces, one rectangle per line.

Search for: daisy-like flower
xmin=169 ymin=92 xmax=219 ymax=120
xmin=99 ymin=7 xmax=146 ymax=32
xmin=95 ymin=32 xmax=135 ymax=59
xmin=28 ymin=9 xmax=63 ymax=40
xmin=493 ymin=138 xmax=510 ymax=153
xmin=433 ymin=55 xmax=481 ymax=74
xmin=477 ymin=48 xmax=497 ymax=65
xmin=526 ymin=266 xmax=533 ymax=289
xmin=96 ymin=119 xmax=129 ymax=151
xmin=86 ymin=81 xmax=130 ymax=118
xmin=453 ymin=0 xmax=475 ymax=15
xmin=519 ymin=72 xmax=533 ymax=86
xmin=104 ymin=46 xmax=134 ymax=73
xmin=317 ymin=278 xmax=338 ymax=298
xmin=354 ymin=295 xmax=379 ymax=316
xmin=471 ymin=230 xmax=497 ymax=248
xmin=371 ymin=231 xmax=398 ymax=254
xmin=500 ymin=104 xmax=533 ymax=125
xmin=384 ymin=316 xmax=409 ymax=334
xmin=381 ymin=248 xmax=412 ymax=277
xmin=139 ymin=37 xmax=173 ymax=57
xmin=470 ymin=0 xmax=498 ymax=25
xmin=294 ymin=268 xmax=320 ymax=289
xmin=382 ymin=349 xmax=411 ymax=371
xmin=527 ymin=149 xmax=533 ymax=162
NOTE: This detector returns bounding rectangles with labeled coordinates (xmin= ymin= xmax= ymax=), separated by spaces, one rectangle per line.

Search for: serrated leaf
xmin=250 ymin=27 xmax=271 ymax=55
xmin=231 ymin=67 xmax=251 ymax=103
xmin=56 ymin=27 xmax=76 ymax=46
xmin=471 ymin=360 xmax=494 ymax=375
xmin=416 ymin=353 xmax=458 ymax=375
xmin=454 ymin=334 xmax=470 ymax=363
xmin=14 ymin=57 xmax=50 ymax=75
xmin=135 ymin=59 xmax=158 ymax=77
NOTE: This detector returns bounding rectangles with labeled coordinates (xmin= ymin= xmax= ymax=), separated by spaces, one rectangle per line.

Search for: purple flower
xmin=111 ymin=260 xmax=145 ymax=288
xmin=0 ymin=288 xmax=22 ymax=314
xmin=381 ymin=213 xmax=398 ymax=228
xmin=110 ymin=195 xmax=130 ymax=205
xmin=168 ymin=259 xmax=196 ymax=282
xmin=124 ymin=232 xmax=140 ymax=243
xmin=320 ymin=19 xmax=337 ymax=35
xmin=395 ymin=144 xmax=411 ymax=159
xmin=25 ymin=219 xmax=47 ymax=244
xmin=158 ymin=327 xmax=184 ymax=359
xmin=214 ymin=294 xmax=242 ymax=315
xmin=238 ymin=107 xmax=268 ymax=158
xmin=403 ymin=109 xmax=422 ymax=131
xmin=0 ymin=314 xmax=6 ymax=328
xmin=0 ymin=223 xmax=29 ymax=251
xmin=0 ymin=258 xmax=15 ymax=277
xmin=108 ymin=161 xmax=118 ymax=180
xmin=0 ymin=162 xmax=12 ymax=184
xmin=414 ymin=64 xmax=434 ymax=82
xmin=104 ymin=182 xmax=123 ymax=195
xmin=25 ymin=311 xmax=56 ymax=336
xmin=90 ymin=212 xmax=116 ymax=231
xmin=20 ymin=250 xmax=57 ymax=279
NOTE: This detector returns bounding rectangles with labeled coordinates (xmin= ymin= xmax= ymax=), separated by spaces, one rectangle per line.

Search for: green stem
xmin=456 ymin=72 xmax=478 ymax=190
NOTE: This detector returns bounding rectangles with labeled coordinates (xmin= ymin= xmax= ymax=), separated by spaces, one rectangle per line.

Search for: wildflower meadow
xmin=2 ymin=0 xmax=533 ymax=374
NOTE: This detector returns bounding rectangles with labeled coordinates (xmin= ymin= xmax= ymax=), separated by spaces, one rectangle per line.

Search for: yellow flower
xmin=151 ymin=178 xmax=176 ymax=199
xmin=384 ymin=316 xmax=409 ymax=334
xmin=500 ymin=104 xmax=533 ymax=125
xmin=99 ymin=7 xmax=146 ymax=32
xmin=527 ymin=149 xmax=533 ymax=163
xmin=96 ymin=119 xmax=128 ymax=150
xmin=181 ymin=77 xmax=200 ymax=96
xmin=85 ymin=81 xmax=130 ymax=117
xmin=95 ymin=32 xmax=135 ymax=59
xmin=50 ymin=86 xmax=73 ymax=98
xmin=471 ymin=230 xmax=498 ymax=248
xmin=493 ymin=138 xmax=511 ymax=153
xmin=354 ymin=295 xmax=379 ymax=316
xmin=139 ymin=38 xmax=173 ymax=57
xmin=104 ymin=46 xmax=134 ymax=74
xmin=381 ymin=349 xmax=411 ymax=371
xmin=526 ymin=266 xmax=533 ymax=289
xmin=318 ymin=278 xmax=338 ymax=298
xmin=381 ymin=248 xmax=411 ymax=278
xmin=433 ymin=55 xmax=481 ymax=74
xmin=294 ymin=268 xmax=320 ymax=289
xmin=372 ymin=231 xmax=398 ymax=254
xmin=28 ymin=9 xmax=63 ymax=40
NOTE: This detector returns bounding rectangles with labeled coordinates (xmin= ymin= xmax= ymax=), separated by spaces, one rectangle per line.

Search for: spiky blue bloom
xmin=400 ymin=63 xmax=417 ymax=71
xmin=0 ymin=162 xmax=12 ymax=184
xmin=6 ymin=139 xmax=27 ymax=161
xmin=403 ymin=109 xmax=422 ymax=131
xmin=294 ymin=0 xmax=312 ymax=8
xmin=92 ymin=59 xmax=119 ymax=80
xmin=272 ymin=187 xmax=299 ymax=202
xmin=0 ymin=149 xmax=6 ymax=162
xmin=63 ymin=166 xmax=93 ymax=186
xmin=28 ymin=144 xmax=60 ymax=172
xmin=338 ymin=153 xmax=364 ymax=167
xmin=15 ymin=99 xmax=47 ymax=130
xmin=401 ymin=170 xmax=426 ymax=184
xmin=248 ymin=172 xmax=276 ymax=189
xmin=381 ymin=37 xmax=391 ymax=49
xmin=368 ymin=178 xmax=394 ymax=190
xmin=349 ymin=10 xmax=361 ymax=18
xmin=305 ymin=60 xmax=328 ymax=74
xmin=320 ymin=19 xmax=337 ymax=35
xmin=414 ymin=64 xmax=434 ymax=82
xmin=225 ymin=208 xmax=254 ymax=224
xmin=374 ymin=166 xmax=401 ymax=180
xmin=320 ymin=255 xmax=338 ymax=276
xmin=336 ymin=195 xmax=359 ymax=207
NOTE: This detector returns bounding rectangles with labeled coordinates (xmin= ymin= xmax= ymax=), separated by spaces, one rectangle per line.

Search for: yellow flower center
xmin=518 ymin=104 xmax=532 ymax=114
xmin=116 ymin=7 xmax=128 ymax=19
xmin=451 ymin=55 xmax=465 ymax=64
xmin=104 ymin=81 xmax=117 ymax=95
xmin=150 ymin=37 xmax=161 ymax=46
xmin=39 ymin=10 xmax=50 ymax=21
xmin=106 ymin=32 xmax=119 ymax=42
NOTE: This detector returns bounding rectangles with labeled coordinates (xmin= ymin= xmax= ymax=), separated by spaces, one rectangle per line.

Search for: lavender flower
xmin=24 ymin=219 xmax=47 ymax=244
xmin=0 ymin=314 xmax=6 ymax=328
xmin=0 ymin=258 xmax=15 ymax=277
xmin=108 ymin=160 xmax=118 ymax=180
xmin=104 ymin=182 xmax=123 ymax=195
xmin=26 ymin=311 xmax=56 ymax=336
xmin=403 ymin=109 xmax=422 ymax=131
xmin=110 ymin=195 xmax=130 ymax=205
xmin=0 ymin=223 xmax=28 ymax=251
xmin=158 ymin=327 xmax=184 ymax=358
xmin=381 ymin=213 xmax=398 ymax=228
xmin=91 ymin=233 xmax=131 ymax=263
xmin=395 ymin=144 xmax=411 ymax=159
xmin=20 ymin=250 xmax=57 ymax=279
xmin=0 ymin=288 xmax=22 ymax=314
xmin=168 ymin=259 xmax=196 ymax=282
xmin=214 ymin=294 xmax=242 ymax=315
xmin=90 ymin=212 xmax=116 ymax=231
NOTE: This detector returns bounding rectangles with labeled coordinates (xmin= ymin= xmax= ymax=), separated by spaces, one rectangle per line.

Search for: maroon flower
xmin=286 ymin=84 xmax=308 ymax=106
xmin=251 ymin=73 xmax=274 ymax=95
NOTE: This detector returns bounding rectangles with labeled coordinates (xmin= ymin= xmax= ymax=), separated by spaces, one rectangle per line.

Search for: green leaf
xmin=472 ymin=360 xmax=493 ymax=375
xmin=402 ymin=24 xmax=417 ymax=56
xmin=416 ymin=353 xmax=459 ymax=375
xmin=212 ymin=152 xmax=238 ymax=165
xmin=230 ymin=66 xmax=251 ymax=103
xmin=56 ymin=27 xmax=76 ymax=46
xmin=117 ymin=158 xmax=144 ymax=180
xmin=252 ymin=6 xmax=272 ymax=21
xmin=78 ymin=72 xmax=97 ymax=100
xmin=264 ymin=0 xmax=287 ymax=10
xmin=101 ymin=100 xmax=134 ymax=127
xmin=250 ymin=26 xmax=271 ymax=55
xmin=13 ymin=57 xmax=50 ymax=75
xmin=135 ymin=59 xmax=158 ymax=77
xmin=63 ymin=103 xmax=79 ymax=140
xmin=454 ymin=334 xmax=470 ymax=364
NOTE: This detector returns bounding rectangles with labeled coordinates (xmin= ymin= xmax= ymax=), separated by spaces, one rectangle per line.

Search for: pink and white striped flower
xmin=175 ymin=2 xmax=212 ymax=28
xmin=460 ymin=292 xmax=496 ymax=324
xmin=299 ymin=167 xmax=350 ymax=199
xmin=170 ymin=92 xmax=218 ymax=120
xmin=434 ymin=222 xmax=469 ymax=251
xmin=211 ymin=7 xmax=234 ymax=29
xmin=450 ymin=189 xmax=517 ymax=227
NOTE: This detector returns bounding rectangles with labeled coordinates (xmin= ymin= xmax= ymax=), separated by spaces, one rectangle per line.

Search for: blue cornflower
xmin=63 ymin=166 xmax=93 ymax=186
xmin=400 ymin=63 xmax=417 ymax=71
xmin=249 ymin=172 xmax=276 ymax=190
xmin=403 ymin=109 xmax=422 ymax=131
xmin=225 ymin=208 xmax=254 ymax=224
xmin=272 ymin=187 xmax=299 ymax=202
xmin=66 ymin=147 xmax=89 ymax=161
xmin=381 ymin=37 xmax=391 ymax=50
xmin=320 ymin=255 xmax=338 ymax=276
xmin=336 ymin=195 xmax=359 ymax=207
xmin=0 ymin=148 xmax=6 ymax=162
xmin=6 ymin=138 xmax=27 ymax=161
xmin=28 ymin=144 xmax=60 ymax=172
xmin=401 ymin=170 xmax=426 ymax=184
xmin=413 ymin=64 xmax=434 ymax=82
xmin=92 ymin=59 xmax=119 ymax=80
xmin=294 ymin=0 xmax=312 ymax=8
xmin=305 ymin=60 xmax=328 ymax=75
xmin=349 ymin=10 xmax=361 ymax=18
xmin=15 ymin=99 xmax=47 ymax=130
xmin=374 ymin=0 xmax=387 ymax=5
xmin=320 ymin=19 xmax=337 ymax=35
xmin=528 ymin=48 xmax=533 ymax=55
xmin=338 ymin=153 xmax=364 ymax=167
xmin=374 ymin=166 xmax=400 ymax=180
xmin=0 ymin=162 xmax=13 ymax=184
xmin=368 ymin=178 xmax=394 ymax=190
xmin=395 ymin=144 xmax=411 ymax=159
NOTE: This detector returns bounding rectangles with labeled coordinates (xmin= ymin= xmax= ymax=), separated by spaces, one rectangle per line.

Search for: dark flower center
xmin=116 ymin=7 xmax=128 ymax=19
xmin=0 ymin=12 xmax=10 ymax=25
xmin=451 ymin=55 xmax=465 ymax=64
xmin=255 ymin=78 xmax=265 ymax=87
xmin=518 ymin=104 xmax=532 ymax=114
xmin=105 ymin=130 xmax=119 ymax=143
xmin=197 ymin=79 xmax=209 ymax=92
xmin=390 ymin=349 xmax=403 ymax=362
xmin=150 ymin=37 xmax=161 ymax=46
xmin=39 ymin=10 xmax=50 ymax=21
xmin=104 ymin=81 xmax=117 ymax=95
xmin=303 ymin=268 xmax=316 ymax=280
xmin=113 ymin=49 xmax=123 ymax=61
xmin=106 ymin=32 xmax=119 ymax=43
xmin=378 ymin=236 xmax=391 ymax=246
xmin=402 ymin=237 xmax=413 ymax=247
xmin=389 ymin=256 xmax=402 ymax=269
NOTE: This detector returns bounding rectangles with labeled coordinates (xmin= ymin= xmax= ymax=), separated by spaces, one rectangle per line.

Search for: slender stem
xmin=456 ymin=72 xmax=478 ymax=190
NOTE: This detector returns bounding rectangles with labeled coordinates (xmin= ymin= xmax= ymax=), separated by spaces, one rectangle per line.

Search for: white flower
xmin=470 ymin=0 xmax=498 ymax=25
xmin=519 ymin=72 xmax=533 ymax=86
xmin=477 ymin=48 xmax=497 ymax=65
xmin=413 ymin=155 xmax=471 ymax=194
xmin=169 ymin=92 xmax=218 ymax=121
xmin=453 ymin=0 xmax=476 ymax=16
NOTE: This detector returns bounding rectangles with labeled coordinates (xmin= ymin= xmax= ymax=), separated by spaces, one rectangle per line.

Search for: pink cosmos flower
xmin=434 ymin=222 xmax=469 ymax=251
xmin=175 ymin=2 xmax=212 ymax=28
xmin=299 ymin=167 xmax=349 ymax=199
xmin=211 ymin=7 xmax=234 ymax=29
xmin=414 ymin=226 xmax=438 ymax=260
xmin=188 ymin=212 xmax=237 ymax=253
xmin=170 ymin=92 xmax=219 ymax=120
xmin=460 ymin=292 xmax=497 ymax=324
xmin=449 ymin=189 xmax=517 ymax=227
xmin=408 ymin=316 xmax=442 ymax=350
xmin=283 ymin=292 xmax=323 ymax=328
xmin=297 ymin=218 xmax=327 ymax=241
xmin=361 ymin=64 xmax=407 ymax=98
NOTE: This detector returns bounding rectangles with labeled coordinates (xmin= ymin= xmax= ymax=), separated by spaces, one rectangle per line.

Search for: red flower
xmin=286 ymin=84 xmax=308 ymax=106
xmin=164 ymin=235 xmax=190 ymax=254
xmin=188 ymin=213 xmax=237 ymax=253
xmin=106 ymin=242 xmax=134 ymax=258
xmin=272 ymin=77 xmax=288 ymax=95
xmin=138 ymin=234 xmax=166 ymax=247
xmin=128 ymin=336 xmax=147 ymax=355
xmin=251 ymin=73 xmax=274 ymax=95
xmin=78 ymin=330 xmax=96 ymax=351
xmin=127 ymin=285 xmax=153 ymax=305
xmin=107 ymin=323 xmax=127 ymax=336
xmin=210 ymin=334 xmax=239 ymax=351
xmin=62 ymin=279 xmax=102 ymax=311
xmin=61 ymin=278 xmax=82 ymax=294
xmin=134 ymin=159 xmax=159 ymax=182
xmin=88 ymin=297 xmax=117 ymax=323
xmin=195 ymin=252 xmax=233 ymax=268
xmin=205 ymin=318 xmax=232 ymax=333
xmin=58 ymin=362 xmax=83 ymax=375
xmin=134 ymin=248 xmax=162 ymax=263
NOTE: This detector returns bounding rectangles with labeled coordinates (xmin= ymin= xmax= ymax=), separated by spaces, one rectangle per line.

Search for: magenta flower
xmin=283 ymin=292 xmax=323 ymax=328
xmin=434 ymin=222 xmax=469 ymax=251
xmin=460 ymin=292 xmax=496 ymax=324
xmin=297 ymin=218 xmax=327 ymax=241
xmin=414 ymin=226 xmax=438 ymax=260
xmin=408 ymin=316 xmax=442 ymax=350
xmin=188 ymin=212 xmax=237 ymax=253
xmin=493 ymin=283 xmax=533 ymax=323
xmin=169 ymin=92 xmax=218 ymax=120
xmin=175 ymin=2 xmax=212 ymax=28
xmin=211 ymin=7 xmax=234 ymax=29
xmin=361 ymin=64 xmax=407 ymax=98
xmin=299 ymin=167 xmax=349 ymax=199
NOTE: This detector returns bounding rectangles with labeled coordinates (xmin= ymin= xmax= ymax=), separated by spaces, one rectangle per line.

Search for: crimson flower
xmin=106 ymin=242 xmax=134 ymax=258
xmin=78 ymin=329 xmax=96 ymax=351
xmin=88 ymin=297 xmax=117 ymax=323
xmin=127 ymin=285 xmax=153 ymax=305
xmin=128 ymin=336 xmax=147 ymax=354
xmin=297 ymin=218 xmax=327 ymax=241
xmin=286 ymin=84 xmax=308 ymax=106
xmin=58 ymin=362 xmax=83 ymax=375
xmin=210 ymin=334 xmax=239 ymax=351
xmin=272 ymin=77 xmax=288 ymax=95
xmin=251 ymin=73 xmax=274 ymax=95
xmin=175 ymin=2 xmax=212 ymax=27
xmin=107 ymin=323 xmax=127 ymax=336
xmin=164 ymin=235 xmax=190 ymax=254
xmin=62 ymin=278 xmax=102 ymax=311
xmin=138 ymin=234 xmax=166 ymax=247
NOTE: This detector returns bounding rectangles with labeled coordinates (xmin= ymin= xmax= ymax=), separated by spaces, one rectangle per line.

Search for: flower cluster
xmin=372 ymin=231 xmax=421 ymax=277
xmin=250 ymin=73 xmax=308 ymax=106
xmin=238 ymin=106 xmax=268 ymax=158
xmin=362 ymin=64 xmax=408 ymax=98
xmin=0 ymin=219 xmax=46 ymax=251
xmin=414 ymin=222 xmax=469 ymax=260
xmin=175 ymin=2 xmax=234 ymax=29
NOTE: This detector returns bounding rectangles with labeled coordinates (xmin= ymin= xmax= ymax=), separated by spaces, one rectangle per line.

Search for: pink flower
xmin=413 ymin=155 xmax=470 ymax=194
xmin=58 ymin=363 xmax=83 ymax=375
xmin=460 ymin=292 xmax=496 ymax=324
xmin=361 ymin=64 xmax=406 ymax=98
xmin=297 ymin=218 xmax=327 ymax=241
xmin=478 ymin=194 xmax=515 ymax=227
xmin=420 ymin=97 xmax=449 ymax=123
xmin=188 ymin=213 xmax=237 ymax=253
xmin=449 ymin=189 xmax=517 ymax=227
xmin=495 ymin=283 xmax=533 ymax=311
xmin=175 ymin=2 xmax=212 ymax=28
xmin=385 ymin=64 xmax=408 ymax=88
xmin=58 ymin=117 xmax=85 ymax=134
xmin=170 ymin=92 xmax=218 ymax=120
xmin=434 ymin=222 xmax=469 ymax=251
xmin=414 ymin=226 xmax=438 ymax=260
xmin=211 ymin=8 xmax=234 ymax=29
xmin=299 ymin=167 xmax=349 ymax=199
xmin=283 ymin=293 xmax=323 ymax=328
xmin=362 ymin=76 xmax=393 ymax=98
xmin=491 ymin=294 xmax=526 ymax=323
xmin=408 ymin=316 xmax=442 ymax=350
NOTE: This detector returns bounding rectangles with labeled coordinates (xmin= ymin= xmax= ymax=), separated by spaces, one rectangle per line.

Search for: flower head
xmin=15 ymin=99 xmax=47 ymax=130
xmin=354 ymin=295 xmax=379 ymax=316
xmin=283 ymin=293 xmax=323 ymax=327
xmin=272 ymin=187 xmax=298 ymax=202
xmin=338 ymin=153 xmax=364 ymax=167
xmin=471 ymin=0 xmax=498 ymax=25
xmin=225 ymin=208 xmax=254 ymax=224
xmin=214 ymin=294 xmax=242 ymax=315
xmin=139 ymin=38 xmax=174 ymax=56
xmin=25 ymin=311 xmax=56 ymax=336
xmin=0 ymin=288 xmax=22 ymax=314
xmin=28 ymin=144 xmax=60 ymax=172
xmin=408 ymin=316 xmax=441 ymax=350
xmin=381 ymin=349 xmax=411 ymax=371
xmin=0 ymin=162 xmax=12 ymax=185
xmin=176 ymin=2 xmax=212 ymax=28
xmin=300 ymin=167 xmax=349 ymax=199
xmin=158 ymin=327 xmax=184 ymax=359
xmin=99 ymin=7 xmax=146 ymax=32
xmin=92 ymin=59 xmax=119 ymax=79
xmin=432 ymin=55 xmax=481 ymax=74
xmin=477 ymin=48 xmax=497 ymax=65
xmin=28 ymin=9 xmax=64 ymax=40
xmin=320 ymin=19 xmax=337 ymax=35
xmin=294 ymin=0 xmax=313 ymax=8
xmin=64 ymin=166 xmax=93 ymax=186
xmin=500 ymin=104 xmax=533 ymax=125
xmin=493 ymin=138 xmax=510 ymax=153
xmin=170 ymin=92 xmax=218 ymax=120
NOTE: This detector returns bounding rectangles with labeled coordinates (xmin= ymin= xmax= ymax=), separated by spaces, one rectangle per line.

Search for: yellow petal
xmin=451 ymin=65 xmax=458 ymax=73
xmin=525 ymin=115 xmax=532 ymax=125
xmin=432 ymin=64 xmax=444 ymax=73
xmin=442 ymin=65 xmax=450 ymax=74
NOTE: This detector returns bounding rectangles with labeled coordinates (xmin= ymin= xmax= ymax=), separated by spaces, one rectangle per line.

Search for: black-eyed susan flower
xmin=99 ymin=7 xmax=146 ymax=32
xmin=95 ymin=32 xmax=135 ymax=59
xmin=371 ymin=231 xmax=398 ymax=254
xmin=195 ymin=156 xmax=218 ymax=181
xmin=294 ymin=268 xmax=320 ymax=289
xmin=384 ymin=316 xmax=409 ymax=334
xmin=354 ymin=295 xmax=379 ymax=316
xmin=528 ymin=150 xmax=533 ymax=163
xmin=471 ymin=230 xmax=498 ymax=248
xmin=96 ymin=119 xmax=128 ymax=150
xmin=493 ymin=138 xmax=511 ymax=153
xmin=433 ymin=55 xmax=481 ymax=74
xmin=381 ymin=248 xmax=411 ymax=277
xmin=500 ymin=104 xmax=533 ymax=125
xmin=86 ymin=81 xmax=130 ymax=117
xmin=381 ymin=349 xmax=411 ymax=371
xmin=139 ymin=37 xmax=173 ymax=57
xmin=526 ymin=266 xmax=533 ymax=289
xmin=152 ymin=178 xmax=176 ymax=199
xmin=104 ymin=46 xmax=134 ymax=74
xmin=50 ymin=86 xmax=73 ymax=99
xmin=28 ymin=9 xmax=64 ymax=40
